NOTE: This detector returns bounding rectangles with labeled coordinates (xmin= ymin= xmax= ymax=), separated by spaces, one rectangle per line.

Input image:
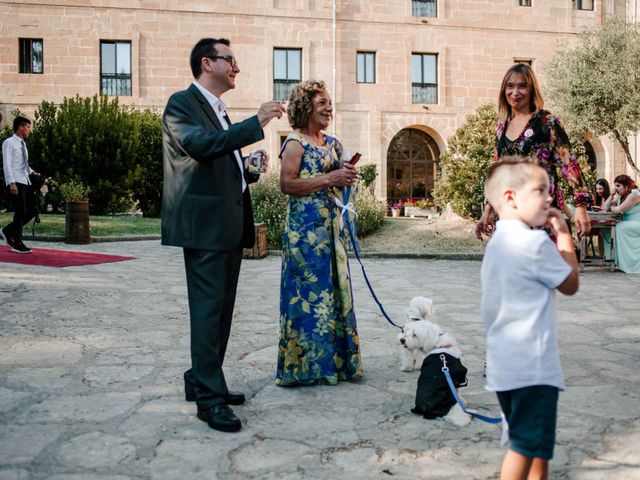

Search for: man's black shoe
xmin=196 ymin=404 xmax=241 ymax=432
xmin=11 ymin=242 xmax=32 ymax=254
xmin=184 ymin=373 xmax=245 ymax=405
xmin=0 ymin=227 xmax=14 ymax=248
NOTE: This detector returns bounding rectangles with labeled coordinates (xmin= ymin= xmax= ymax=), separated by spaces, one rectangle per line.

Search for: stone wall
xmin=1 ymin=0 xmax=637 ymax=192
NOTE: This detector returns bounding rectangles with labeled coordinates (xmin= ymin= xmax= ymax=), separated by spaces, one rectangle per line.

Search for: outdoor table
xmin=578 ymin=210 xmax=622 ymax=272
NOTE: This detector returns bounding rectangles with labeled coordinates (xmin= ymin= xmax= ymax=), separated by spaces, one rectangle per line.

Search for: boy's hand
xmin=546 ymin=208 xmax=570 ymax=237
xmin=549 ymin=206 xmax=580 ymax=296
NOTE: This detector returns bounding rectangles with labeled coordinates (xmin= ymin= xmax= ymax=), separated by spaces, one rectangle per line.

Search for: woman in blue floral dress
xmin=276 ymin=80 xmax=363 ymax=386
xmin=476 ymin=63 xmax=592 ymax=240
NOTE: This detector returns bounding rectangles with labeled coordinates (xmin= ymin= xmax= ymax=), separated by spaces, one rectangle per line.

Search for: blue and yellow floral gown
xmin=275 ymin=133 xmax=363 ymax=386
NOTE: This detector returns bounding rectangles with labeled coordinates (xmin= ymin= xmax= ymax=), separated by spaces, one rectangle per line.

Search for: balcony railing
xmin=273 ymin=79 xmax=299 ymax=101
xmin=412 ymin=84 xmax=437 ymax=104
xmin=412 ymin=0 xmax=437 ymax=17
xmin=101 ymin=74 xmax=132 ymax=96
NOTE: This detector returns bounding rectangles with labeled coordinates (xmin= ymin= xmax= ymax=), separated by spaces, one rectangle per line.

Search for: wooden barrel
xmin=65 ymin=200 xmax=90 ymax=244
xmin=243 ymin=223 xmax=268 ymax=259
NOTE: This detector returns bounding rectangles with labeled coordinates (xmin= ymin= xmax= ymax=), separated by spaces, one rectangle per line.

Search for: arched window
xmin=386 ymin=128 xmax=440 ymax=200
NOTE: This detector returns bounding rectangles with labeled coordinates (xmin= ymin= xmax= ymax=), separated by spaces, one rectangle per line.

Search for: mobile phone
xmin=348 ymin=152 xmax=362 ymax=165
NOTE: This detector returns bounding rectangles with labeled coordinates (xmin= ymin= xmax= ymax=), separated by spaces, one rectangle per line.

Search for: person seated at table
xmin=602 ymin=174 xmax=640 ymax=273
xmin=588 ymin=178 xmax=611 ymax=257
xmin=591 ymin=178 xmax=610 ymax=211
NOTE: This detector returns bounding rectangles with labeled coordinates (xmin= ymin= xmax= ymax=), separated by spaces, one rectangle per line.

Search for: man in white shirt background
xmin=1 ymin=116 xmax=40 ymax=253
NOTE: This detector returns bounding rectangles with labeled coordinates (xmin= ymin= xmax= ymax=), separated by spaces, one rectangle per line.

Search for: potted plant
xmin=387 ymin=199 xmax=404 ymax=218
xmin=52 ymin=178 xmax=91 ymax=244
xmin=403 ymin=197 xmax=417 ymax=217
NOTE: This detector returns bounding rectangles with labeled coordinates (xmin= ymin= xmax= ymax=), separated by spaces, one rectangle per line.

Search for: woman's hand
xmin=329 ymin=163 xmax=358 ymax=187
xmin=475 ymin=204 xmax=494 ymax=240
xmin=572 ymin=205 xmax=591 ymax=236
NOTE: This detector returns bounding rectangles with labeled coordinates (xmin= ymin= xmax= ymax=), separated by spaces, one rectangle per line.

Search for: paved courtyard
xmin=0 ymin=240 xmax=639 ymax=479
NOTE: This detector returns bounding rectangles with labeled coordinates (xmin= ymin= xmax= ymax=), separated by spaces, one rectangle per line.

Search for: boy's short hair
xmin=13 ymin=115 xmax=31 ymax=132
xmin=485 ymin=156 xmax=543 ymax=210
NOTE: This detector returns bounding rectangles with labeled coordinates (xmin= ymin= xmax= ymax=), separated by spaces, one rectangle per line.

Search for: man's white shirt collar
xmin=193 ymin=81 xmax=228 ymax=117
xmin=192 ymin=81 xmax=246 ymax=192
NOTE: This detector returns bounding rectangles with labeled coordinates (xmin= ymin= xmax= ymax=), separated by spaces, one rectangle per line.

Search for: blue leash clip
xmin=440 ymin=354 xmax=502 ymax=424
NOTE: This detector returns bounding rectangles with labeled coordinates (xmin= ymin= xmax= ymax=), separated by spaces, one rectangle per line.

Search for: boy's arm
xmin=547 ymin=209 xmax=579 ymax=295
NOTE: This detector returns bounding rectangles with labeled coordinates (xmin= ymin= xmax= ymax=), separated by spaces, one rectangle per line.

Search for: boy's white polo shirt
xmin=481 ymin=220 xmax=571 ymax=392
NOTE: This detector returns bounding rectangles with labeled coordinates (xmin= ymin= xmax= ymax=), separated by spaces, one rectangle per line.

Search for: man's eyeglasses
xmin=206 ymin=55 xmax=238 ymax=68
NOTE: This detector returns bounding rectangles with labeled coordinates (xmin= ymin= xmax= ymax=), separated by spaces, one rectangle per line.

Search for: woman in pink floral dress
xmin=475 ymin=63 xmax=592 ymax=240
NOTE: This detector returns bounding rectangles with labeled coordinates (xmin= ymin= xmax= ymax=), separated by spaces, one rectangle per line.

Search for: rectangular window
xmin=412 ymin=0 xmax=437 ymax=17
xmin=518 ymin=0 xmax=532 ymax=6
xmin=100 ymin=41 xmax=132 ymax=96
xmin=575 ymin=0 xmax=594 ymax=10
xmin=411 ymin=53 xmax=438 ymax=104
xmin=356 ymin=52 xmax=375 ymax=84
xmin=19 ymin=38 xmax=43 ymax=74
xmin=273 ymin=48 xmax=302 ymax=101
xmin=514 ymin=58 xmax=533 ymax=66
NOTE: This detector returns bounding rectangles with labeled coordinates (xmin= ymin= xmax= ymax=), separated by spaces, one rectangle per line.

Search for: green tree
xmin=433 ymin=104 xmax=497 ymax=219
xmin=27 ymin=96 xmax=163 ymax=216
xmin=30 ymin=95 xmax=136 ymax=214
xmin=125 ymin=109 xmax=163 ymax=217
xmin=545 ymin=17 xmax=640 ymax=175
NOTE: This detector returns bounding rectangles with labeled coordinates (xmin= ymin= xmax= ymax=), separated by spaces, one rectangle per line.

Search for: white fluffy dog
xmin=398 ymin=296 xmax=471 ymax=426
xmin=397 ymin=297 xmax=460 ymax=371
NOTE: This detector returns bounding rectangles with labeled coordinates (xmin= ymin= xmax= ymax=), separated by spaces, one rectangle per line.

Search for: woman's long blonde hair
xmin=498 ymin=63 xmax=545 ymax=121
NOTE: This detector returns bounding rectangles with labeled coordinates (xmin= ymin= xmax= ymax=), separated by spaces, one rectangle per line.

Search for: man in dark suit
xmin=161 ymin=38 xmax=285 ymax=432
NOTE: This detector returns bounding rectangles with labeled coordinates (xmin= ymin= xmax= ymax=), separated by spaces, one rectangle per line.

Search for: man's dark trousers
xmin=5 ymin=182 xmax=37 ymax=244
xmin=183 ymin=245 xmax=243 ymax=408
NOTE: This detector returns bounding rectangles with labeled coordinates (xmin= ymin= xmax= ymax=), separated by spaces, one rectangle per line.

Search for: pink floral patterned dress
xmin=494 ymin=109 xmax=591 ymax=210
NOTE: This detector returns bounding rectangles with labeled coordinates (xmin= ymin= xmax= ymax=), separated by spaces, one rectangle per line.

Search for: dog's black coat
xmin=411 ymin=352 xmax=468 ymax=419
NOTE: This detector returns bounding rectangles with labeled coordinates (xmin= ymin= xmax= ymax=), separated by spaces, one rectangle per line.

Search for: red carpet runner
xmin=0 ymin=245 xmax=135 ymax=268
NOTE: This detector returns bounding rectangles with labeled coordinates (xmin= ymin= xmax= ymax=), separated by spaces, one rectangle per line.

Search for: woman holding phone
xmin=275 ymin=80 xmax=363 ymax=387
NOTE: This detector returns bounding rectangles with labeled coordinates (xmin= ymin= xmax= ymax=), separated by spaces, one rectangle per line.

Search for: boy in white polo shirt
xmin=481 ymin=156 xmax=579 ymax=480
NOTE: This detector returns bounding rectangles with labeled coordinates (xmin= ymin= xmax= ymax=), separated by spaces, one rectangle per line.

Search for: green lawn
xmin=0 ymin=213 xmax=160 ymax=237
xmin=0 ymin=212 xmax=484 ymax=255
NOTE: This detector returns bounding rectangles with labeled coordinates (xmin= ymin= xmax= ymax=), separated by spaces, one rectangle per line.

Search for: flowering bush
xmin=403 ymin=198 xmax=416 ymax=207
xmin=251 ymin=170 xmax=386 ymax=249
xmin=354 ymin=187 xmax=386 ymax=237
xmin=415 ymin=198 xmax=435 ymax=209
xmin=249 ymin=170 xmax=289 ymax=249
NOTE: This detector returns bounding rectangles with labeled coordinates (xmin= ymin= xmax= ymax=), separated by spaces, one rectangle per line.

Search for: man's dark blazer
xmin=161 ymin=84 xmax=264 ymax=250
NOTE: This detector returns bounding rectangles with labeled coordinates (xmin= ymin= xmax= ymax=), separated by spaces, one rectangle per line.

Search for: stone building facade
xmin=1 ymin=0 xmax=638 ymax=200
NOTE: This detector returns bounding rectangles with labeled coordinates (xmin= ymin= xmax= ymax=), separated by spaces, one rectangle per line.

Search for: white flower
xmin=524 ymin=128 xmax=534 ymax=138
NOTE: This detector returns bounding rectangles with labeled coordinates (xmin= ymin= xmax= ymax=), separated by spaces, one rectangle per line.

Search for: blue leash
xmin=345 ymin=224 xmax=404 ymax=331
xmin=335 ymin=186 xmax=403 ymax=331
xmin=338 ymin=195 xmax=502 ymax=425
xmin=440 ymin=354 xmax=502 ymax=424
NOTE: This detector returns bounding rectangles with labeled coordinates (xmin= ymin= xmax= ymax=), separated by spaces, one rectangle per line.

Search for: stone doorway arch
xmin=583 ymin=140 xmax=597 ymax=173
xmin=386 ymin=128 xmax=441 ymax=201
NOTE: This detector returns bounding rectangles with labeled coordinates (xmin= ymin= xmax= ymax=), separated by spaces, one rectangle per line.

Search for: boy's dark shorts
xmin=497 ymin=385 xmax=559 ymax=460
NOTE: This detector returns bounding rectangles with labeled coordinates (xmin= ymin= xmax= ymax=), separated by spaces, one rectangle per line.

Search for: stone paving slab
xmin=0 ymin=240 xmax=639 ymax=479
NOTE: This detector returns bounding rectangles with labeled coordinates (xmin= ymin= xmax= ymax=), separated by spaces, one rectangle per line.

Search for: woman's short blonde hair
xmin=498 ymin=63 xmax=545 ymax=121
xmin=287 ymin=80 xmax=327 ymax=129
